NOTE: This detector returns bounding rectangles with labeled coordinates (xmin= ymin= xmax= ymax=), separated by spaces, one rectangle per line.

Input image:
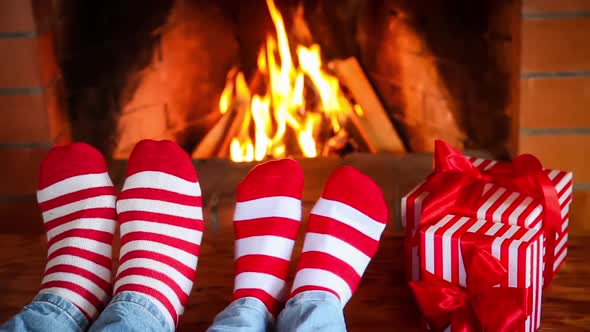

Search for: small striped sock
xmin=290 ymin=166 xmax=388 ymax=306
xmin=37 ymin=143 xmax=117 ymax=320
xmin=114 ymin=140 xmax=203 ymax=330
xmin=232 ymin=159 xmax=304 ymax=316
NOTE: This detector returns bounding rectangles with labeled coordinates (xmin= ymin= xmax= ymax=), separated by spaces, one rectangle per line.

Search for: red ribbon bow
xmin=409 ymin=233 xmax=527 ymax=332
xmin=410 ymin=140 xmax=561 ymax=285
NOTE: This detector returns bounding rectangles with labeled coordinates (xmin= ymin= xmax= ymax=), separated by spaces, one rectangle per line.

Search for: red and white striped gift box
xmin=402 ymin=177 xmax=431 ymax=281
xmin=420 ymin=214 xmax=544 ymax=332
xmin=468 ymin=157 xmax=572 ymax=274
xmin=401 ymin=157 xmax=572 ymax=281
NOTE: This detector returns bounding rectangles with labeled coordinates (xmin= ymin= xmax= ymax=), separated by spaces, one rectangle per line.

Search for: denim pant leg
xmin=0 ymin=293 xmax=89 ymax=332
xmin=207 ymin=297 xmax=274 ymax=332
xmin=276 ymin=291 xmax=346 ymax=332
xmin=88 ymin=291 xmax=172 ymax=332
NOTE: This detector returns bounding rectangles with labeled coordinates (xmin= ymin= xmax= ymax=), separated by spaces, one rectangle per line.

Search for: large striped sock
xmin=114 ymin=140 xmax=203 ymax=330
xmin=290 ymin=166 xmax=388 ymax=306
xmin=36 ymin=143 xmax=117 ymax=320
xmin=232 ymin=159 xmax=304 ymax=316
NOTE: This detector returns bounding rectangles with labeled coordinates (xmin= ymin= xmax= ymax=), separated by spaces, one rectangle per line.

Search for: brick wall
xmin=0 ymin=0 xmax=68 ymax=231
xmin=519 ymin=0 xmax=590 ymax=232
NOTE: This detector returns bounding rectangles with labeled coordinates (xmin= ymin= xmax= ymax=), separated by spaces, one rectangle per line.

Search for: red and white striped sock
xmin=290 ymin=166 xmax=388 ymax=306
xmin=114 ymin=140 xmax=203 ymax=330
xmin=36 ymin=143 xmax=117 ymax=320
xmin=232 ymin=159 xmax=304 ymax=316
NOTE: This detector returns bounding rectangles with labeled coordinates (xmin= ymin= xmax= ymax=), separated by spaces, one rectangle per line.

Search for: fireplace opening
xmin=50 ymin=0 xmax=518 ymax=161
xmin=193 ymin=0 xmax=405 ymax=162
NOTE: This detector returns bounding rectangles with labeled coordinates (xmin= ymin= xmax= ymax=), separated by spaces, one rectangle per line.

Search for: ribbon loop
xmin=460 ymin=233 xmax=507 ymax=293
xmin=434 ymin=140 xmax=479 ymax=175
xmin=410 ymin=242 xmax=526 ymax=332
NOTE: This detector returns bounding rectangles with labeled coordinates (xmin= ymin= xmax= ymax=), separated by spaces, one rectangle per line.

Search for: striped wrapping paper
xmin=468 ymin=157 xmax=572 ymax=274
xmin=420 ymin=214 xmax=544 ymax=332
xmin=401 ymin=157 xmax=572 ymax=281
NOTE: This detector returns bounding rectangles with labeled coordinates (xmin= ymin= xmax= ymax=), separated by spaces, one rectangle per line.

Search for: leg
xmin=276 ymin=291 xmax=345 ymax=332
xmin=205 ymin=298 xmax=273 ymax=332
xmin=90 ymin=140 xmax=203 ymax=332
xmin=208 ymin=159 xmax=304 ymax=332
xmin=277 ymin=166 xmax=388 ymax=332
xmin=1 ymin=143 xmax=117 ymax=331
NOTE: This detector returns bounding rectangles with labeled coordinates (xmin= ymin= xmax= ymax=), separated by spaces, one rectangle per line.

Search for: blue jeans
xmin=1 ymin=292 xmax=172 ymax=332
xmin=2 ymin=290 xmax=345 ymax=331
xmin=209 ymin=291 xmax=346 ymax=332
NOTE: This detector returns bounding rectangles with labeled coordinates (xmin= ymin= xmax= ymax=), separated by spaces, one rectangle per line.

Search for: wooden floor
xmin=1 ymin=154 xmax=589 ymax=331
xmin=1 ymin=234 xmax=589 ymax=331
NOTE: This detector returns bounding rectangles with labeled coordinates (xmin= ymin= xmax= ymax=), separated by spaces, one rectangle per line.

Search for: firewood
xmin=331 ymin=57 xmax=406 ymax=153
xmin=216 ymin=70 xmax=262 ymax=158
xmin=217 ymin=102 xmax=249 ymax=158
xmin=193 ymin=71 xmax=264 ymax=159
xmin=192 ymin=110 xmax=235 ymax=159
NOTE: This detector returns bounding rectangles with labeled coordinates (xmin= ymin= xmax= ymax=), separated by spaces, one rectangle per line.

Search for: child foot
xmin=232 ymin=159 xmax=304 ymax=316
xmin=290 ymin=166 xmax=388 ymax=306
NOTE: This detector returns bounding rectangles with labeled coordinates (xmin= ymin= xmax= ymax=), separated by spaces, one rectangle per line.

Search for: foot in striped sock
xmin=290 ymin=166 xmax=388 ymax=306
xmin=37 ymin=143 xmax=117 ymax=320
xmin=114 ymin=140 xmax=203 ymax=330
xmin=232 ymin=159 xmax=304 ymax=316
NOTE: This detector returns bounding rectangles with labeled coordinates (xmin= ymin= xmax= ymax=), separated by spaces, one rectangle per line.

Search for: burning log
xmin=191 ymin=110 xmax=233 ymax=159
xmin=193 ymin=71 xmax=263 ymax=159
xmin=331 ymin=57 xmax=406 ymax=153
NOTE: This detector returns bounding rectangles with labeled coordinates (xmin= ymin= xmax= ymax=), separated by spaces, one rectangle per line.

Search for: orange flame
xmin=223 ymin=0 xmax=356 ymax=162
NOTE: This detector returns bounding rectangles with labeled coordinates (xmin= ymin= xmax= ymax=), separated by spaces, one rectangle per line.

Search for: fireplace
xmin=0 ymin=0 xmax=537 ymax=233
xmin=47 ymin=0 xmax=519 ymax=161
xmin=4 ymin=1 xmax=590 ymax=330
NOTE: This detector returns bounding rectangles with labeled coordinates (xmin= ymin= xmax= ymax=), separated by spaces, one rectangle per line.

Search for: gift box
xmin=469 ymin=163 xmax=572 ymax=274
xmin=402 ymin=140 xmax=573 ymax=284
xmin=410 ymin=214 xmax=544 ymax=332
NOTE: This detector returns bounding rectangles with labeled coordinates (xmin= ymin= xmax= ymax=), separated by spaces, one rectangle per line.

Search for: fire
xmin=221 ymin=0 xmax=358 ymax=162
